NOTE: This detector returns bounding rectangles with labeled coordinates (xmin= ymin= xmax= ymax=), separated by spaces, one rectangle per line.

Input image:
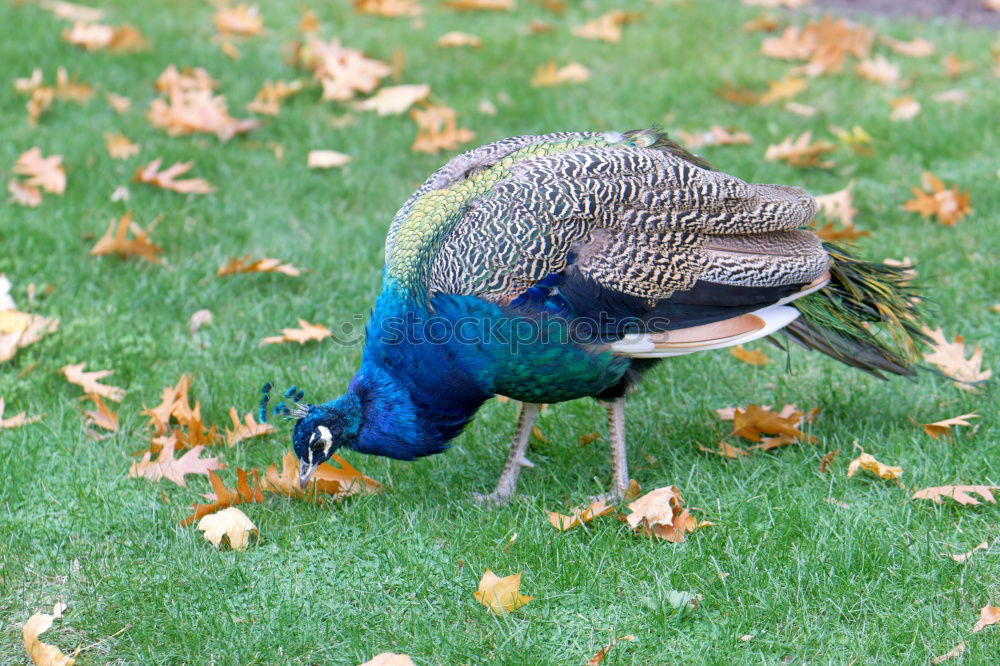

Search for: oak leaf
xmin=12 ymin=148 xmax=66 ymax=195
xmin=847 ymin=451 xmax=902 ymax=482
xmin=90 ymin=212 xmax=163 ymax=263
xmin=142 ymin=374 xmax=194 ymax=435
xmin=359 ymin=653 xmax=416 ymax=666
xmin=761 ymin=16 xmax=874 ymax=76
xmin=730 ymin=344 xmax=769 ymax=365
xmin=944 ymin=540 xmax=989 ymax=563
xmin=473 ymin=570 xmax=533 ymax=613
xmin=972 ymin=605 xmax=999 ymax=633
xmin=0 ymin=397 xmax=42 ymax=429
xmin=61 ymin=362 xmax=125 ymax=401
xmin=353 ymin=0 xmax=423 ymax=17
xmin=903 ymin=173 xmax=971 ymax=226
xmin=133 ymin=159 xmax=215 ymax=194
xmin=103 ymin=132 xmax=140 ymax=159
xmin=154 ymin=65 xmax=215 ymax=94
xmin=182 ymin=468 xmax=265 ymax=526
xmin=921 ymin=412 xmax=979 ymax=438
xmin=921 ymin=327 xmax=990 ymax=390
xmin=889 ymin=95 xmax=920 ymax=121
xmin=307 ymin=150 xmax=352 ymax=169
xmin=764 ymin=131 xmax=835 ymax=168
xmin=881 ymin=36 xmax=934 ymax=58
xmin=198 ymin=506 xmax=258 ymax=550
xmin=626 ymin=486 xmax=708 ymax=543
xmin=217 ymin=255 xmax=301 ymax=277
xmin=213 ymin=4 xmax=264 ymax=37
xmin=224 ymin=407 xmax=275 ymax=445
xmin=22 ymin=603 xmax=74 ymax=666
xmin=911 ymin=485 xmax=998 ymax=506
xmin=436 ymin=32 xmax=482 ymax=48
xmin=354 ymin=84 xmax=430 ymax=115
xmin=410 ymin=103 xmax=475 ymax=153
xmin=261 ymin=450 xmax=382 ymax=498
xmin=148 ymin=86 xmax=260 ymax=141
xmin=814 ymin=183 xmax=856 ymax=227
xmin=129 ymin=437 xmax=225 ymax=487
xmin=260 ymin=319 xmax=331 ymax=346
xmin=813 ymin=220 xmax=870 ymax=242
xmin=571 ymin=10 xmax=640 ymax=44
xmin=83 ymin=393 xmax=118 ymax=432
xmin=246 ymin=79 xmax=304 ymax=115
xmin=548 ymin=499 xmax=615 ymax=530
xmin=8 ymin=180 xmax=42 ymax=207
xmin=698 ymin=441 xmax=750 ymax=458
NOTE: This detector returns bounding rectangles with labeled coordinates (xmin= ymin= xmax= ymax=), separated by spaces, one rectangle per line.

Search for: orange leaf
xmin=259 ymin=318 xmax=331 ymax=346
xmin=626 ymin=486 xmax=709 ymax=543
xmin=889 ymin=95 xmax=921 ymax=121
xmin=133 ymin=158 xmax=215 ymax=194
xmin=62 ymin=21 xmax=148 ymax=52
xmin=436 ymin=32 xmax=482 ymax=48
xmin=818 ymin=448 xmax=840 ymax=473
xmin=723 ymin=404 xmax=818 ymax=444
xmin=352 ymin=0 xmax=423 ymax=17
xmin=142 ymin=375 xmax=193 ymax=435
xmin=730 ymin=344 xmax=770 ymax=365
xmin=903 ymin=173 xmax=971 ymax=226
xmin=61 ymin=362 xmax=125 ymax=401
xmin=22 ymin=602 xmax=74 ymax=666
xmin=90 ymin=212 xmax=163 ymax=263
xmin=972 ymin=605 xmax=1000 ymax=633
xmin=217 ymin=255 xmax=301 ymax=277
xmin=531 ymin=61 xmax=590 ymax=87
xmin=758 ymin=75 xmax=807 ymax=104
xmin=103 ymin=132 xmax=140 ymax=159
xmin=587 ymin=635 xmax=636 ymax=665
xmin=83 ymin=393 xmax=118 ymax=432
xmin=409 ymin=103 xmax=475 ymax=154
xmin=224 ymin=407 xmax=275 ymax=445
xmin=182 ymin=468 xmax=265 ymax=526
xmin=0 ymin=397 xmax=42 ymax=429
xmin=571 ymin=10 xmax=640 ymax=44
xmin=764 ymin=131 xmax=836 ymax=168
xmin=294 ymin=38 xmax=391 ymax=102
xmin=12 ymin=148 xmax=66 ymax=195
xmin=921 ymin=327 xmax=990 ymax=389
xmin=354 ymin=84 xmax=430 ymax=116
xmin=443 ymin=0 xmax=514 ymax=10
xmin=245 ymin=79 xmax=304 ymax=115
xmin=911 ymin=485 xmax=998 ymax=506
xmin=129 ymin=436 xmax=225 ymax=488
xmin=213 ymin=4 xmax=265 ymax=37
xmin=846 ymin=451 xmax=902 ymax=482
xmin=921 ymin=412 xmax=979 ymax=438
xmin=261 ymin=450 xmax=382 ymax=499
xmin=698 ymin=441 xmax=750 ymax=458
xmin=547 ymin=499 xmax=615 ymax=530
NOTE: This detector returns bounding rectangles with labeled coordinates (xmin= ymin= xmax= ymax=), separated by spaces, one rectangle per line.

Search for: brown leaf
xmin=353 ymin=0 xmax=423 ymax=17
xmin=813 ymin=220 xmax=871 ymax=242
xmin=307 ymin=150 xmax=352 ymax=169
xmin=62 ymin=21 xmax=148 ymax=52
xmin=571 ymin=10 xmax=640 ymax=44
xmin=943 ymin=540 xmax=989 ymax=563
xmin=730 ymin=344 xmax=770 ymax=365
xmin=443 ymin=0 xmax=514 ymax=10
xmin=224 ymin=407 xmax=275 ymax=445
xmin=814 ymin=183 xmax=857 ymax=227
xmin=129 ymin=437 xmax=225 ymax=488
xmin=0 ymin=397 xmax=42 ymax=429
xmin=903 ymin=173 xmax=971 ymax=226
xmin=213 ymin=4 xmax=265 ymax=37
xmin=261 ymin=450 xmax=382 ymax=499
xmin=758 ymin=75 xmax=807 ymax=105
xmin=106 ymin=92 xmax=131 ymax=113
xmin=473 ymin=570 xmax=533 ymax=613
xmin=22 ymin=602 xmax=74 ymax=666
xmin=61 ymin=362 xmax=125 ymax=401
xmin=217 ymin=255 xmax=301 ymax=277
xmin=972 ymin=605 xmax=1000 ymax=633
xmin=930 ymin=642 xmax=965 ymax=664
xmin=921 ymin=327 xmax=990 ymax=390
xmin=83 ymin=393 xmax=118 ymax=432
xmin=436 ymin=32 xmax=482 ymax=48
xmin=42 ymin=1 xmax=104 ymax=22
xmin=90 ymin=212 xmax=163 ymax=263
xmin=889 ymin=95 xmax=921 ymax=121
xmin=881 ymin=36 xmax=934 ymax=58
xmin=259 ymin=318 xmax=331 ymax=346
xmin=154 ymin=65 xmax=216 ymax=94
xmin=531 ymin=61 xmax=590 ymax=87
xmin=921 ymin=412 xmax=979 ymax=438
xmin=743 ymin=14 xmax=782 ymax=33
xmin=587 ymin=634 xmax=636 ymax=665
xmin=723 ymin=404 xmax=818 ymax=444
xmin=103 ymin=132 xmax=140 ymax=159
xmin=942 ymin=53 xmax=974 ymax=78
xmin=714 ymin=82 xmax=760 ymax=105
xmin=354 ymin=84 xmax=430 ymax=116
xmin=182 ymin=468 xmax=265 ymax=526
xmin=818 ymin=449 xmax=840 ymax=473
xmin=547 ymin=499 xmax=615 ymax=530
xmin=626 ymin=486 xmax=709 ymax=543
xmin=698 ymin=441 xmax=750 ymax=458
xmin=764 ymin=131 xmax=836 ymax=168
xmin=846 ymin=451 xmax=902 ymax=482
xmin=761 ymin=16 xmax=874 ymax=76
xmin=410 ymin=103 xmax=475 ymax=153
xmin=854 ymin=56 xmax=900 ymax=86
xmin=12 ymin=148 xmax=66 ymax=195
xmin=0 ymin=311 xmax=59 ymax=363
xmin=246 ymin=79 xmax=304 ymax=115
xmin=133 ymin=159 xmax=215 ymax=194
xmin=578 ymin=431 xmax=601 ymax=446
xmin=911 ymin=485 xmax=998 ymax=506
xmin=148 ymin=86 xmax=260 ymax=141
xmin=294 ymin=39 xmax=391 ymax=102
xmin=197 ymin=506 xmax=258 ymax=550
xmin=142 ymin=375 xmax=193 ymax=435
xmin=359 ymin=654 xmax=416 ymax=666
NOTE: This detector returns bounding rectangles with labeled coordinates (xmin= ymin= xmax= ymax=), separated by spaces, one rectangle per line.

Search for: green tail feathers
xmin=787 ymin=243 xmax=929 ymax=379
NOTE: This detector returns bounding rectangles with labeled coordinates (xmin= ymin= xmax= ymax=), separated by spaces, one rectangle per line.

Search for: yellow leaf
xmin=730 ymin=344 xmax=770 ymax=365
xmin=531 ymin=61 xmax=590 ymax=87
xmin=443 ymin=0 xmax=514 ymax=10
xmin=846 ymin=451 xmax=902 ymax=482
xmin=197 ymin=507 xmax=258 ymax=550
xmin=921 ymin=412 xmax=979 ymax=438
xmin=473 ymin=569 xmax=533 ymax=613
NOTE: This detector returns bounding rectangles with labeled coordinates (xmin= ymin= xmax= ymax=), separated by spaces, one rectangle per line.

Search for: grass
xmin=1 ymin=0 xmax=998 ymax=663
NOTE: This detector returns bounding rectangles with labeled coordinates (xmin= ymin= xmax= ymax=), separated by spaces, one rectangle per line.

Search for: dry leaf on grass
xmin=133 ymin=159 xmax=215 ymax=194
xmin=819 ymin=449 xmax=840 ymax=473
xmin=881 ymin=35 xmax=934 ymax=57
xmin=548 ymin=499 xmax=615 ymax=530
xmin=260 ymin=319 xmax=331 ymax=346
xmin=359 ymin=653 xmax=416 ymax=666
xmin=912 ymin=485 xmax=998 ymax=506
xmin=22 ymin=603 xmax=74 ymax=666
xmin=436 ymin=32 xmax=482 ymax=48
xmin=578 ymin=431 xmax=601 ymax=446
xmin=921 ymin=412 xmax=979 ymax=438
xmin=410 ymin=103 xmax=475 ymax=153
xmin=764 ymin=131 xmax=836 ymax=168
xmin=677 ymin=125 xmax=752 ymax=149
xmin=473 ymin=570 xmax=533 ymax=613
xmin=531 ymin=61 xmax=590 ymax=87
xmin=930 ymin=642 xmax=965 ymax=664
xmin=294 ymin=38 xmax=391 ymax=102
xmin=106 ymin=92 xmax=131 ymax=113
xmin=83 ymin=393 xmax=117 ymax=432
xmin=0 ymin=397 xmax=42 ymax=429
xmin=889 ymin=95 xmax=921 ymax=121
xmin=903 ymin=173 xmax=972 ymax=226
xmin=942 ymin=53 xmax=974 ymax=78
xmin=814 ymin=220 xmax=870 ymax=241
xmin=213 ymin=4 xmax=264 ymax=37
xmin=189 ymin=309 xmax=213 ymax=334
xmin=62 ymin=21 xmax=148 ymax=52
xmin=814 ymin=183 xmax=856 ymax=226
xmin=847 ymin=451 xmax=902 ymax=482
xmin=626 ymin=486 xmax=709 ymax=543
xmin=730 ymin=344 xmax=769 ymax=365
xmin=307 ymin=150 xmax=352 ymax=169
xmin=129 ymin=438 xmax=225 ymax=487
xmin=718 ymin=404 xmax=819 ymax=447
xmin=932 ymin=89 xmax=970 ymax=104
xmin=246 ymin=80 xmax=304 ymax=115
xmin=761 ymin=16 xmax=874 ymax=76
xmin=443 ymin=0 xmax=514 ymax=10
xmin=587 ymin=634 xmax=636 ymax=665
xmin=224 ymin=407 xmax=275 ymax=445
xmin=834 ymin=125 xmax=874 ymax=155
xmin=12 ymin=148 xmax=66 ymax=195
xmin=104 ymin=132 xmax=140 ymax=159
xmin=198 ymin=506 xmax=258 ymax=550
xmin=972 ymin=605 xmax=999 ymax=633
xmin=0 ymin=311 xmax=59 ymax=363
xmin=61 ymin=362 xmax=125 ymax=401
xmin=182 ymin=468 xmax=265 ymax=526
xmin=262 ymin=450 xmax=382 ymax=499
xmin=15 ymin=68 xmax=94 ymax=125
xmin=571 ymin=10 xmax=640 ymax=43
xmin=943 ymin=540 xmax=989 ymax=563
xmin=8 ymin=180 xmax=43 ymax=207
xmin=42 ymin=1 xmax=104 ymax=22
xmin=354 ymin=84 xmax=430 ymax=115
xmin=698 ymin=441 xmax=750 ymax=458
xmin=758 ymin=75 xmax=807 ymax=104
xmin=854 ymin=56 xmax=900 ymax=86
xmin=148 ymin=87 xmax=260 ymax=141
xmin=353 ymin=0 xmax=423 ymax=17
xmin=921 ymin=327 xmax=990 ymax=390
xmin=90 ymin=212 xmax=163 ymax=263
xmin=218 ymin=255 xmax=300 ymax=277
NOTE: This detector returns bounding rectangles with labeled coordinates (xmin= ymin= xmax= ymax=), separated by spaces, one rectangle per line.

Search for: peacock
xmin=266 ymin=129 xmax=925 ymax=505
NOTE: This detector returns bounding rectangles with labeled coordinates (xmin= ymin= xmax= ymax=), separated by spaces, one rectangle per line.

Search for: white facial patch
xmin=317 ymin=425 xmax=333 ymax=455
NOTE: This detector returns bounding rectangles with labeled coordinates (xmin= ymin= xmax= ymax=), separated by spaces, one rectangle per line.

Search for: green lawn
xmin=1 ymin=0 xmax=998 ymax=663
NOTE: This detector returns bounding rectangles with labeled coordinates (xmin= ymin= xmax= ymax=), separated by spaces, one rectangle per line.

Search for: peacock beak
xmin=298 ymin=459 xmax=318 ymax=489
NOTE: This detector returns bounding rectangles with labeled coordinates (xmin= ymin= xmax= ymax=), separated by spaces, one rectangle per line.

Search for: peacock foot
xmin=472 ymin=490 xmax=514 ymax=508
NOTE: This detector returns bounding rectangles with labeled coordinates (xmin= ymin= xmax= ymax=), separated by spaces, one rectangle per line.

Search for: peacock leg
xmin=473 ymin=402 xmax=542 ymax=507
xmin=598 ymin=397 xmax=630 ymax=503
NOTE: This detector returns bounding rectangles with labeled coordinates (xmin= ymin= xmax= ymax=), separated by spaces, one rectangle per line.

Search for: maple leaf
xmin=903 ymin=173 xmax=971 ymax=226
xmin=436 ymin=32 xmax=482 ymax=48
xmin=819 ymin=448 xmax=840 ymax=473
xmin=182 ymin=468 xmax=265 ymax=526
xmin=697 ymin=441 xmax=750 ymax=458
xmin=353 ymin=0 xmax=423 ymax=17
xmin=972 ymin=605 xmax=999 ymax=633
xmin=12 ymin=148 xmax=66 ymax=195
xmin=764 ymin=131 xmax=836 ymax=168
xmin=354 ymin=84 xmax=430 ymax=116
xmin=103 ymin=132 xmax=140 ymax=160
xmin=889 ymin=95 xmax=921 ymax=121
xmin=213 ymin=4 xmax=264 ymax=37
xmin=548 ymin=499 xmax=615 ymax=530
xmin=410 ymin=103 xmax=475 ymax=153
xmin=677 ymin=125 xmax=752 ymax=149
xmin=245 ymin=79 xmax=304 ymax=115
xmin=473 ymin=570 xmax=533 ymax=613
xmin=921 ymin=412 xmax=979 ymax=439
xmin=881 ymin=35 xmax=934 ymax=58
xmin=83 ymin=393 xmax=118 ymax=432
xmin=758 ymin=75 xmax=807 ymax=104
xmin=571 ymin=10 xmax=640 ymax=43
xmin=8 ymin=180 xmax=42 ymax=207
xmin=217 ymin=255 xmax=301 ymax=277
xmin=443 ymin=0 xmax=514 ymax=10
xmin=722 ymin=404 xmax=818 ymax=444
xmin=261 ymin=450 xmax=382 ymax=499
xmin=854 ymin=55 xmax=900 ymax=86
xmin=22 ymin=602 xmax=74 ymax=666
xmin=198 ymin=506 xmax=258 ymax=550
xmin=730 ymin=344 xmax=770 ymax=365
xmin=0 ymin=311 xmax=59 ymax=363
xmin=148 ymin=87 xmax=260 ymax=141
xmin=133 ymin=159 xmax=215 ymax=194
xmin=61 ymin=362 xmax=125 ymax=401
xmin=224 ymin=407 xmax=275 ymax=445
xmin=626 ymin=486 xmax=709 ymax=543
xmin=921 ymin=327 xmax=990 ymax=390
xmin=943 ymin=540 xmax=989 ymax=564
xmin=359 ymin=654 xmax=416 ymax=666
xmin=307 ymin=150 xmax=353 ymax=169
xmin=90 ymin=212 xmax=163 ymax=263
xmin=129 ymin=437 xmax=225 ymax=488
xmin=846 ymin=451 xmax=902 ymax=482
xmin=0 ymin=397 xmax=42 ymax=429
xmin=587 ymin=635 xmax=636 ymax=665
xmin=911 ymin=485 xmax=998 ymax=506
xmin=259 ymin=319 xmax=332 ymax=346
xmin=531 ymin=61 xmax=590 ymax=87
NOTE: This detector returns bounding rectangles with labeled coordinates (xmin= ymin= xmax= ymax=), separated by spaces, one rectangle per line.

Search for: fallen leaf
xmin=626 ymin=486 xmax=709 ymax=543
xmin=133 ymin=159 xmax=215 ymax=194
xmin=973 ymin=605 xmax=1000 ymax=632
xmin=0 ymin=312 xmax=59 ymax=363
xmin=571 ymin=10 xmax=640 ymax=43
xmin=758 ymin=75 xmax=807 ymax=104
xmin=213 ymin=4 xmax=264 ymax=37
xmin=587 ymin=634 xmax=635 ymax=665
xmin=714 ymin=82 xmax=760 ymax=105
xmin=813 ymin=220 xmax=870 ymax=242
xmin=942 ymin=53 xmax=974 ymax=78
xmin=359 ymin=654 xmax=416 ymax=666
xmin=944 ymin=540 xmax=989 ymax=563
xmin=90 ymin=212 xmax=163 ymax=263
xmin=307 ymin=150 xmax=352 ymax=169
xmin=8 ymin=180 xmax=42 ymax=207
xmin=443 ymin=0 xmax=514 ymax=9
xmin=784 ymin=101 xmax=817 ymax=116
xmin=722 ymin=404 xmax=818 ymax=444
xmin=298 ymin=7 xmax=319 ymax=32
xmin=354 ymin=84 xmax=430 ymax=115
xmin=889 ymin=95 xmax=921 ymax=121
xmin=743 ymin=14 xmax=782 ymax=33
xmin=921 ymin=412 xmax=979 ymax=439
xmin=224 ymin=407 xmax=275 ymax=445
xmin=105 ymin=92 xmax=131 ymax=113
xmin=259 ymin=319 xmax=331 ymax=345
xmin=930 ymin=642 xmax=965 ymax=664
xmin=189 ymin=309 xmax=213 ymax=334
xmin=182 ymin=468 xmax=265 ymax=526
xmin=148 ymin=85 xmax=260 ymax=141
xmin=142 ymin=374 xmax=194 ymax=435
xmin=921 ymin=327 xmax=990 ymax=389
xmin=22 ymin=603 xmax=74 ymax=666
xmin=198 ymin=507 xmax=258 ymax=550
xmin=154 ymin=65 xmax=216 ymax=94
xmin=353 ymin=0 xmax=423 ymax=17
xmin=473 ymin=570 xmax=533 ymax=613
xmin=847 ymin=451 xmax=902 ymax=482
xmin=129 ymin=437 xmax=225 ymax=487
xmin=261 ymin=450 xmax=382 ymax=499
xmin=110 ymin=185 xmax=130 ymax=202
xmin=814 ymin=183 xmax=856 ymax=226
xmin=42 ymin=0 xmax=104 ymax=21
xmin=730 ymin=344 xmax=770 ymax=365
xmin=295 ymin=38 xmax=391 ymax=102
xmin=903 ymin=173 xmax=971 ymax=226
xmin=410 ymin=103 xmax=475 ymax=153
xmin=217 ymin=255 xmax=301 ymax=277
xmin=698 ymin=441 xmax=750 ymax=458
xmin=881 ymin=35 xmax=934 ymax=58
xmin=761 ymin=16 xmax=874 ymax=76
xmin=912 ymin=485 xmax=998 ymax=506
xmin=854 ymin=55 xmax=900 ymax=86
xmin=819 ymin=449 xmax=840 ymax=473
xmin=548 ymin=499 xmax=615 ymax=530
xmin=477 ymin=99 xmax=497 ymax=115
xmin=578 ymin=431 xmax=601 ymax=446
xmin=246 ymin=79 xmax=304 ymax=115
xmin=103 ymin=132 xmax=140 ymax=159
xmin=764 ymin=131 xmax=836 ymax=168
xmin=436 ymin=32 xmax=482 ymax=48
xmin=61 ymin=21 xmax=148 ymax=52
xmin=12 ymin=148 xmax=66 ymax=195
xmin=0 ymin=397 xmax=42 ymax=429
xmin=531 ymin=61 xmax=590 ymax=87
xmin=61 ymin=362 xmax=125 ymax=401
xmin=83 ymin=393 xmax=118 ymax=432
